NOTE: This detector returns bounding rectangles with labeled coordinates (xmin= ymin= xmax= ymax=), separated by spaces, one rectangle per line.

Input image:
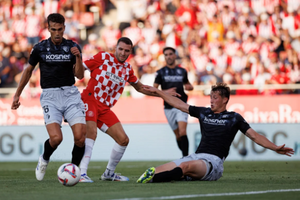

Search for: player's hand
xmin=275 ymin=144 xmax=294 ymax=156
xmin=11 ymin=95 xmax=21 ymax=110
xmin=71 ymin=47 xmax=81 ymax=58
xmin=143 ymin=85 xmax=158 ymax=94
xmin=164 ymin=87 xmax=181 ymax=97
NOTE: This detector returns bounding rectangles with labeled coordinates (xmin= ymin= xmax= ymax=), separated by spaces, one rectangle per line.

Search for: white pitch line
xmin=110 ymin=189 xmax=300 ymax=200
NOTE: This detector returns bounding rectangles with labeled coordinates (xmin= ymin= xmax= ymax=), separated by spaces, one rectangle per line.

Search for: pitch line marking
xmin=111 ymin=189 xmax=300 ymax=200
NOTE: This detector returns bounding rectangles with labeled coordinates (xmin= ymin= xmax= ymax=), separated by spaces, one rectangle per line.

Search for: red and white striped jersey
xmin=189 ymin=45 xmax=209 ymax=73
xmin=101 ymin=28 xmax=121 ymax=49
xmin=25 ymin=14 xmax=42 ymax=37
xmin=0 ymin=30 xmax=15 ymax=45
xmin=83 ymin=52 xmax=138 ymax=107
xmin=122 ymin=27 xmax=142 ymax=46
xmin=230 ymin=55 xmax=248 ymax=73
xmin=197 ymin=1 xmax=217 ymax=19
xmin=11 ymin=19 xmax=26 ymax=36
xmin=257 ymin=19 xmax=276 ymax=39
xmin=224 ymin=41 xmax=241 ymax=57
xmin=242 ymin=41 xmax=260 ymax=54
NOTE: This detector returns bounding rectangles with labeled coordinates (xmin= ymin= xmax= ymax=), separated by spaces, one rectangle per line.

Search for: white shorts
xmin=164 ymin=108 xmax=188 ymax=130
xmin=172 ymin=153 xmax=224 ymax=181
xmin=40 ymin=85 xmax=86 ymax=126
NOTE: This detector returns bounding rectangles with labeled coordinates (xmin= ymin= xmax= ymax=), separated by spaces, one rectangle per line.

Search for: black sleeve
xmin=183 ymin=69 xmax=189 ymax=84
xmin=28 ymin=45 xmax=40 ymax=67
xmin=154 ymin=70 xmax=162 ymax=85
xmin=235 ymin=113 xmax=251 ymax=134
xmin=189 ymin=105 xmax=205 ymax=118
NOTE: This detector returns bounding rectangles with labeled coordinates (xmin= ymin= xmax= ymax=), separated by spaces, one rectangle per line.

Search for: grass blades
xmin=0 ymin=161 xmax=299 ymax=200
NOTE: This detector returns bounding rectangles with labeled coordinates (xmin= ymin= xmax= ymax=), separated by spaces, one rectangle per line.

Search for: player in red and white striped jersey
xmin=79 ymin=37 xmax=165 ymax=182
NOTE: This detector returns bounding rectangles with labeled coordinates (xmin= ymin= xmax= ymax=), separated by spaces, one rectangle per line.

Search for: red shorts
xmin=81 ymin=91 xmax=119 ymax=132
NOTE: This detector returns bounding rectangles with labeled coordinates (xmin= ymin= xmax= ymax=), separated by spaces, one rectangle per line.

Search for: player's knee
xmin=74 ymin=135 xmax=85 ymax=147
xmin=118 ymin=136 xmax=129 ymax=146
xmin=50 ymin=135 xmax=62 ymax=147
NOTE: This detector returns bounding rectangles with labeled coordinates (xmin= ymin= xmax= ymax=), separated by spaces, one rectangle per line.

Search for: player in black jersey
xmin=154 ymin=47 xmax=194 ymax=157
xmin=137 ymin=83 xmax=294 ymax=183
xmin=11 ymin=13 xmax=86 ymax=181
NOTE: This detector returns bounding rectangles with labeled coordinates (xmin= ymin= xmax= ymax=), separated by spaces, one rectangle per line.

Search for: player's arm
xmin=184 ymin=81 xmax=194 ymax=91
xmin=131 ymin=81 xmax=160 ymax=97
xmin=143 ymin=85 xmax=189 ymax=113
xmin=71 ymin=47 xmax=84 ymax=79
xmin=11 ymin=64 xmax=35 ymax=110
xmin=245 ymin=128 xmax=294 ymax=156
xmin=154 ymin=83 xmax=178 ymax=95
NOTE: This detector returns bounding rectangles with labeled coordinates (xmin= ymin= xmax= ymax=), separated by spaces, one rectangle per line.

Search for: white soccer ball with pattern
xmin=57 ymin=163 xmax=81 ymax=186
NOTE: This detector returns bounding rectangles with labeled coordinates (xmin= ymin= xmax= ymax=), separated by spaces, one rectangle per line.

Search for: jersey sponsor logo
xmin=164 ymin=75 xmax=183 ymax=82
xmin=45 ymin=54 xmax=71 ymax=62
xmin=203 ymin=116 xmax=226 ymax=125
xmin=105 ymin=71 xmax=125 ymax=84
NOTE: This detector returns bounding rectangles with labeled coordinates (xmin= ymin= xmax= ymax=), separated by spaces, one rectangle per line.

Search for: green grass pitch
xmin=0 ymin=161 xmax=299 ymax=200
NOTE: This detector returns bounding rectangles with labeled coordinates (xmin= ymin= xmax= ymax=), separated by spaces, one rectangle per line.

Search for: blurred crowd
xmin=1 ymin=0 xmax=300 ymax=98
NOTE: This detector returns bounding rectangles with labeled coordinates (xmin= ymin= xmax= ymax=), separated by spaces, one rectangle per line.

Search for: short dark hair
xmin=47 ymin=13 xmax=65 ymax=26
xmin=163 ymin=47 xmax=176 ymax=54
xmin=117 ymin=37 xmax=133 ymax=47
xmin=211 ymin=83 xmax=230 ymax=100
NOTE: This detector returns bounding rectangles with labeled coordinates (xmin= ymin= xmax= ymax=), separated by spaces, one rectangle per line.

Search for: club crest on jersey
xmin=121 ymin=68 xmax=126 ymax=74
xmin=62 ymin=46 xmax=69 ymax=52
xmin=177 ymin=69 xmax=182 ymax=74
xmin=47 ymin=47 xmax=50 ymax=51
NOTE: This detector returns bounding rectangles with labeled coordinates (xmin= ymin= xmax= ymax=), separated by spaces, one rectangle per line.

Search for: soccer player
xmin=11 ymin=13 xmax=86 ymax=181
xmin=154 ymin=47 xmax=194 ymax=157
xmin=137 ymin=83 xmax=294 ymax=183
xmin=79 ymin=37 xmax=165 ymax=182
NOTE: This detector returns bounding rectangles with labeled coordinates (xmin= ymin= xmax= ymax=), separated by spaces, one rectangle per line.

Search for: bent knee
xmin=117 ymin=136 xmax=129 ymax=146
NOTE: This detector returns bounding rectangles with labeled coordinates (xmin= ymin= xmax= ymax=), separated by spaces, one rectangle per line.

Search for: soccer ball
xmin=57 ymin=163 xmax=81 ymax=186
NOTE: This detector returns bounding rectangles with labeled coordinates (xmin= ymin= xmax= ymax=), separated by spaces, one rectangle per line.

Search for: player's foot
xmin=136 ymin=167 xmax=155 ymax=183
xmin=79 ymin=173 xmax=94 ymax=183
xmin=35 ymin=155 xmax=49 ymax=181
xmin=101 ymin=172 xmax=129 ymax=181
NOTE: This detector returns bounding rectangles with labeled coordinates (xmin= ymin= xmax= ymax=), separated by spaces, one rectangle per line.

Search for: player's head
xmin=47 ymin=13 xmax=65 ymax=45
xmin=210 ymin=83 xmax=230 ymax=113
xmin=115 ymin=37 xmax=133 ymax=63
xmin=163 ymin=47 xmax=177 ymax=66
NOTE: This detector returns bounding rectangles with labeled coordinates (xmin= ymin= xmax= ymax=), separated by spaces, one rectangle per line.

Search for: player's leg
xmin=101 ymin=121 xmax=129 ymax=181
xmin=79 ymin=120 xmax=97 ymax=182
xmin=78 ymin=98 xmax=98 ymax=182
xmin=164 ymin=108 xmax=182 ymax=153
xmin=63 ymin=86 xmax=86 ymax=167
xmin=36 ymin=89 xmax=64 ymax=181
xmin=177 ymin=109 xmax=189 ymax=156
xmin=177 ymin=121 xmax=189 ymax=156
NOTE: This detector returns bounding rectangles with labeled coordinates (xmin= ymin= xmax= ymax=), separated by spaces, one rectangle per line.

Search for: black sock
xmin=176 ymin=139 xmax=181 ymax=151
xmin=43 ymin=139 xmax=56 ymax=161
xmin=71 ymin=144 xmax=85 ymax=166
xmin=152 ymin=167 xmax=183 ymax=183
xmin=180 ymin=135 xmax=189 ymax=156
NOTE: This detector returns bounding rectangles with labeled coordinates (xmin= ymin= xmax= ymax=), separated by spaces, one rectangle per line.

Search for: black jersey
xmin=189 ymin=106 xmax=251 ymax=160
xmin=28 ymin=38 xmax=81 ymax=89
xmin=154 ymin=66 xmax=189 ymax=109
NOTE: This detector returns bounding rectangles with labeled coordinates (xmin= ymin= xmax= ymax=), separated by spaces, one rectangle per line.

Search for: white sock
xmin=79 ymin=138 xmax=95 ymax=175
xmin=105 ymin=143 xmax=127 ymax=176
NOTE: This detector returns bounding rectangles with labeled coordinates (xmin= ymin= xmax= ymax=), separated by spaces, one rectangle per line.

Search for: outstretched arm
xmin=143 ymin=85 xmax=189 ymax=113
xmin=132 ymin=81 xmax=180 ymax=97
xmin=11 ymin=64 xmax=35 ymax=110
xmin=245 ymin=128 xmax=294 ymax=156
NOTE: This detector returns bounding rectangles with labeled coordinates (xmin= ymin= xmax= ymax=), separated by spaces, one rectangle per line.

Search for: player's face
xmin=48 ymin=21 xmax=65 ymax=45
xmin=164 ymin=50 xmax=176 ymax=66
xmin=210 ymin=91 xmax=227 ymax=113
xmin=115 ymin=41 xmax=132 ymax=63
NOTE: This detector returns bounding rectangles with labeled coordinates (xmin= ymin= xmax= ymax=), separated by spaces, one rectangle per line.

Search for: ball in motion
xmin=57 ymin=163 xmax=81 ymax=186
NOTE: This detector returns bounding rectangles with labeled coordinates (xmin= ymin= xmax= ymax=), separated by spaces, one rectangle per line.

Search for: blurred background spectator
xmin=1 ymin=0 xmax=300 ymax=98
